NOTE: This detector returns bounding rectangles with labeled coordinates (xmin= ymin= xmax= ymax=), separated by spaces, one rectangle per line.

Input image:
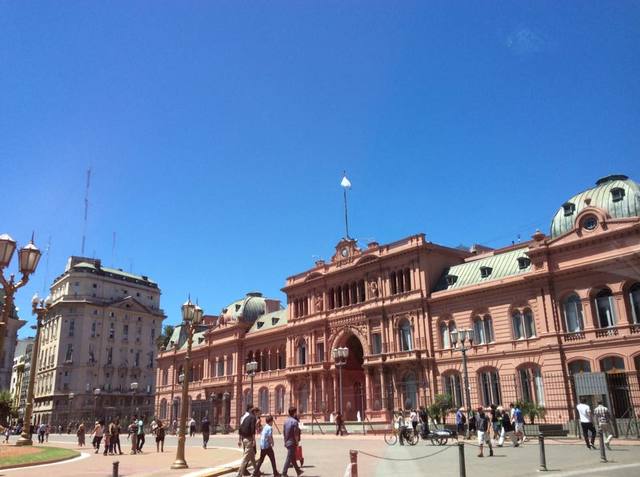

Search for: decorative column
xmin=379 ymin=367 xmax=387 ymax=411
xmin=364 ymin=368 xmax=372 ymax=411
xmin=309 ymin=375 xmax=315 ymax=414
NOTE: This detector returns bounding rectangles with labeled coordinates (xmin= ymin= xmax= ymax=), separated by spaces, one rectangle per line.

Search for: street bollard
xmin=349 ymin=449 xmax=358 ymax=477
xmin=112 ymin=461 xmax=119 ymax=477
xmin=599 ymin=430 xmax=607 ymax=463
xmin=538 ymin=432 xmax=547 ymax=471
xmin=458 ymin=441 xmax=466 ymax=477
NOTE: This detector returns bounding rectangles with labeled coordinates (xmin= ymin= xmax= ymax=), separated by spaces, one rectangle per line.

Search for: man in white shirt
xmin=576 ymin=398 xmax=596 ymax=449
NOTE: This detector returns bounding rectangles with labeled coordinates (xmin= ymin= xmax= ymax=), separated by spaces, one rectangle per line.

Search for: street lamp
xmin=68 ymin=392 xmax=75 ymax=429
xmin=332 ymin=347 xmax=349 ymax=415
xmin=222 ymin=392 xmax=230 ymax=434
xmin=93 ymin=388 xmax=101 ymax=420
xmin=450 ymin=328 xmax=475 ymax=439
xmin=130 ymin=382 xmax=138 ymax=419
xmin=246 ymin=360 xmax=258 ymax=407
xmin=171 ymin=297 xmax=203 ymax=470
xmin=0 ymin=234 xmax=41 ymax=385
xmin=15 ymin=293 xmax=49 ymax=446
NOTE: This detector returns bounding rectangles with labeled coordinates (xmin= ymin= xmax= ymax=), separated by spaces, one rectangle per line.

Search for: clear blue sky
xmin=2 ymin=1 xmax=639 ymax=337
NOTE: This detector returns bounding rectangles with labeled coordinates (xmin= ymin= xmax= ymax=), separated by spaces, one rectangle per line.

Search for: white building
xmin=32 ymin=257 xmax=164 ymax=426
xmin=10 ymin=338 xmax=34 ymax=417
xmin=1 ymin=290 xmax=26 ymax=391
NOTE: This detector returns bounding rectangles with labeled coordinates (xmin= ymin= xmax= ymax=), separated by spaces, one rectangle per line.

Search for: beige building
xmin=1 ymin=289 xmax=26 ymax=392
xmin=32 ymin=257 xmax=164 ymax=426
xmin=10 ymin=338 xmax=34 ymax=419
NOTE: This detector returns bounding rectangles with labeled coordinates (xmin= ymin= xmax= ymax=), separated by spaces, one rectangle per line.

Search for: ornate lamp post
xmin=15 ymin=293 xmax=49 ymax=446
xmin=332 ymin=347 xmax=349 ymax=415
xmin=130 ymin=382 xmax=138 ymax=419
xmin=0 ymin=234 xmax=41 ymax=384
xmin=450 ymin=328 xmax=475 ymax=439
xmin=223 ymin=391 xmax=230 ymax=434
xmin=93 ymin=388 xmax=101 ymax=420
xmin=68 ymin=392 xmax=75 ymax=428
xmin=171 ymin=298 xmax=203 ymax=470
xmin=245 ymin=360 xmax=258 ymax=407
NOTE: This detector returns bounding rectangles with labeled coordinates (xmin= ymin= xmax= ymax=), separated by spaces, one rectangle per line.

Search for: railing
xmin=310 ymin=414 xmax=325 ymax=435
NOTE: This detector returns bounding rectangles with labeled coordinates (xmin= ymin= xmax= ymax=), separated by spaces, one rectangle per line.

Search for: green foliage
xmin=0 ymin=390 xmax=17 ymax=425
xmin=156 ymin=324 xmax=175 ymax=350
xmin=514 ymin=399 xmax=546 ymax=424
xmin=428 ymin=393 xmax=453 ymax=424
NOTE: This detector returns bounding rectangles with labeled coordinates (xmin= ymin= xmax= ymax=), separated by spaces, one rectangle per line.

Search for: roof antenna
xmin=81 ymin=168 xmax=91 ymax=256
xmin=41 ymin=235 xmax=51 ymax=295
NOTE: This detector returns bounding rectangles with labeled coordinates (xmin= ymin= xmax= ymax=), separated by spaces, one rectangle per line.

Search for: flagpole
xmin=343 ymin=186 xmax=350 ymax=239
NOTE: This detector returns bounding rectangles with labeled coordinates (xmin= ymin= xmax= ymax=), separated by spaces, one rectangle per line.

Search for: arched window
xmin=594 ymin=288 xmax=617 ymax=328
xmin=563 ymin=294 xmax=584 ymax=332
xmin=275 ymin=386 xmax=286 ymax=414
xmin=568 ymin=360 xmax=592 ymax=375
xmin=442 ymin=372 xmax=463 ymax=408
xmin=478 ymin=368 xmax=501 ymax=406
xmin=278 ymin=348 xmax=286 ymax=369
xmin=259 ymin=388 xmax=269 ymax=413
xmin=260 ymin=350 xmax=268 ymax=372
xmin=243 ymin=388 xmax=251 ymax=408
xmin=512 ymin=309 xmax=536 ymax=339
xmin=159 ymin=399 xmax=167 ymax=419
xmin=473 ymin=315 xmax=494 ymax=345
xmin=399 ymin=319 xmax=413 ymax=351
xmin=297 ymin=341 xmax=307 ymax=365
xmin=517 ymin=365 xmax=544 ymax=405
xmin=599 ymin=356 xmax=625 ymax=373
xmin=401 ymin=372 xmax=418 ymax=409
xmin=298 ymin=383 xmax=309 ymax=414
xmin=629 ymin=283 xmax=640 ymax=324
xmin=439 ymin=322 xmax=450 ymax=349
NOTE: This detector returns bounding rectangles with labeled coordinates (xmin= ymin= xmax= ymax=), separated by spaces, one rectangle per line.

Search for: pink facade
xmin=155 ymin=175 xmax=640 ymax=428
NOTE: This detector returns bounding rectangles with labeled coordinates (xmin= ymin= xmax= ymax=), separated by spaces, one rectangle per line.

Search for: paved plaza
xmin=2 ymin=433 xmax=640 ymax=477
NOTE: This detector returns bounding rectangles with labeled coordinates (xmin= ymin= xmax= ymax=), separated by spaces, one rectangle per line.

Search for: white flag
xmin=341 ymin=175 xmax=352 ymax=189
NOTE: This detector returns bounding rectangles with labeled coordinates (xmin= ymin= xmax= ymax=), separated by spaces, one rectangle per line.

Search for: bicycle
xmin=384 ymin=426 xmax=419 ymax=446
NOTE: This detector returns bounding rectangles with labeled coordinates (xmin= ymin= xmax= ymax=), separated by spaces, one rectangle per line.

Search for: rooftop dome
xmin=221 ymin=292 xmax=268 ymax=323
xmin=550 ymin=174 xmax=640 ymax=238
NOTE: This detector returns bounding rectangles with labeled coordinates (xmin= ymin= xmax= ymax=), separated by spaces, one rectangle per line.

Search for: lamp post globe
xmin=0 ymin=234 xmax=17 ymax=268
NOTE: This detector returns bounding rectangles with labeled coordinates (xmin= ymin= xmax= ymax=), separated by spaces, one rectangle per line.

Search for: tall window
xmin=299 ymin=383 xmax=309 ymax=413
xmin=316 ymin=342 xmax=325 ymax=362
xmin=68 ymin=319 xmax=75 ymax=337
xmin=160 ymin=399 xmax=167 ymax=419
xmin=473 ymin=315 xmax=494 ymax=344
xmin=563 ymin=294 xmax=584 ymax=332
xmin=401 ymin=372 xmax=417 ymax=409
xmin=568 ymin=360 xmax=591 ymax=375
xmin=518 ymin=366 xmax=544 ymax=404
xmin=298 ymin=341 xmax=307 ymax=365
xmin=217 ymin=359 xmax=225 ymax=376
xmin=226 ymin=355 xmax=233 ymax=375
xmin=629 ymin=283 xmax=640 ymax=324
xmin=371 ymin=333 xmax=382 ymax=354
xmin=259 ymin=388 xmax=269 ymax=413
xmin=512 ymin=309 xmax=536 ymax=339
xmin=443 ymin=372 xmax=463 ymax=408
xmin=275 ymin=386 xmax=285 ymax=414
xmin=595 ymin=289 xmax=617 ymax=328
xmin=65 ymin=344 xmax=73 ymax=362
xmin=600 ymin=356 xmax=625 ymax=373
xmin=478 ymin=369 xmax=501 ymax=406
xmin=399 ymin=319 xmax=413 ymax=351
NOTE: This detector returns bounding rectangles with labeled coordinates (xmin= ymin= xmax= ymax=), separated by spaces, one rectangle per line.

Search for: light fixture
xmin=0 ymin=234 xmax=16 ymax=268
xmin=18 ymin=241 xmax=41 ymax=275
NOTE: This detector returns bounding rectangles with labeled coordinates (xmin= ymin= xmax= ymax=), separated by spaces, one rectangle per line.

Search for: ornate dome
xmin=220 ymin=292 xmax=268 ymax=323
xmin=550 ymin=174 xmax=640 ymax=238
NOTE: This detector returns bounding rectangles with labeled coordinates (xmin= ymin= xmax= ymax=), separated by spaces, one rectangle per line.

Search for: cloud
xmin=506 ymin=27 xmax=545 ymax=55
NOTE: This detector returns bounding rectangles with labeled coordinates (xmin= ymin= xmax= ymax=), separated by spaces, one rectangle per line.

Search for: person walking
xmin=128 ymin=416 xmax=138 ymax=454
xmin=335 ymin=411 xmax=345 ymax=436
xmin=155 ymin=419 xmax=165 ymax=452
xmin=254 ymin=415 xmax=280 ymax=477
xmin=112 ymin=419 xmax=123 ymax=455
xmin=103 ymin=422 xmax=112 ymax=456
xmin=396 ymin=410 xmax=407 ymax=446
xmin=91 ymin=420 xmax=104 ymax=454
xmin=189 ymin=417 xmax=196 ymax=437
xmin=577 ymin=398 xmax=597 ymax=449
xmin=45 ymin=424 xmax=50 ymax=442
xmin=419 ymin=406 xmax=430 ymax=438
xmin=498 ymin=409 xmax=517 ymax=447
xmin=77 ymin=423 xmax=86 ymax=447
xmin=237 ymin=407 xmax=259 ymax=477
xmin=512 ymin=404 xmax=525 ymax=446
xmin=136 ymin=415 xmax=145 ymax=452
xmin=410 ymin=409 xmax=419 ymax=435
xmin=37 ymin=423 xmax=46 ymax=443
xmin=455 ymin=407 xmax=466 ymax=438
xmin=281 ymin=407 xmax=303 ymax=477
xmin=4 ymin=425 xmax=12 ymax=443
xmin=593 ymin=400 xmax=613 ymax=450
xmin=201 ymin=416 xmax=210 ymax=449
xmin=476 ymin=408 xmax=494 ymax=457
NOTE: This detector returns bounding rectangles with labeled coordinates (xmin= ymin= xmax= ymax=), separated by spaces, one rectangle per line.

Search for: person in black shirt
xmin=201 ymin=417 xmax=210 ymax=449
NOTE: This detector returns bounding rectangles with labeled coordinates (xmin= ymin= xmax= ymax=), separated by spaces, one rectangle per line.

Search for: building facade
xmin=32 ymin=257 xmax=165 ymax=426
xmin=156 ymin=174 xmax=640 ymax=429
xmin=0 ymin=290 xmax=26 ymax=392
xmin=10 ymin=338 xmax=34 ymax=419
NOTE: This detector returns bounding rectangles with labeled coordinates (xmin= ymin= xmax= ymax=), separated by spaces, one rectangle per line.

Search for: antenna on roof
xmin=80 ymin=168 xmax=91 ymax=256
xmin=41 ymin=235 xmax=51 ymax=295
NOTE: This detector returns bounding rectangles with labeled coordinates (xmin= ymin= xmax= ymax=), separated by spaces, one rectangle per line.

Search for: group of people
xmin=394 ymin=406 xmax=431 ymax=445
xmin=236 ymin=404 xmax=305 ymax=477
xmin=75 ymin=415 xmax=167 ymax=455
xmin=577 ymin=398 xmax=614 ymax=450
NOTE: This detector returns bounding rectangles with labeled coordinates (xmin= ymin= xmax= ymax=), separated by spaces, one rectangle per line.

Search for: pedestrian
xmin=77 ymin=422 xmax=86 ymax=447
xmin=455 ymin=407 xmax=466 ymax=438
xmin=490 ymin=405 xmax=500 ymax=443
xmin=189 ymin=417 xmax=196 ymax=437
xmin=172 ymin=419 xmax=177 ymax=435
xmin=281 ymin=406 xmax=303 ymax=477
xmin=468 ymin=412 xmax=477 ymax=438
xmin=498 ymin=409 xmax=517 ymax=447
xmin=45 ymin=424 xmax=50 ymax=442
xmin=3 ymin=425 xmax=11 ymax=443
xmin=577 ymin=398 xmax=597 ymax=449
xmin=112 ymin=419 xmax=123 ymax=455
xmin=254 ymin=415 xmax=280 ymax=477
xmin=103 ymin=422 xmax=112 ymax=456
xmin=476 ymin=408 xmax=494 ymax=457
xmin=593 ymin=400 xmax=613 ymax=450
xmin=419 ymin=406 xmax=430 ymax=438
xmin=512 ymin=403 xmax=525 ymax=445
xmin=410 ymin=409 xmax=419 ymax=435
xmin=136 ymin=415 xmax=145 ymax=452
xmin=155 ymin=419 xmax=165 ymax=452
xmin=91 ymin=420 xmax=104 ymax=454
xmin=237 ymin=407 xmax=259 ymax=477
xmin=396 ymin=410 xmax=407 ymax=446
xmin=37 ymin=423 xmax=46 ymax=443
xmin=128 ymin=417 xmax=138 ymax=454
xmin=201 ymin=416 xmax=210 ymax=449
xmin=335 ymin=411 xmax=345 ymax=436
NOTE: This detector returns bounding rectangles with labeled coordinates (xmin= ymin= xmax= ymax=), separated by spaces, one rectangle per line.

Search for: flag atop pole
xmin=341 ymin=172 xmax=351 ymax=239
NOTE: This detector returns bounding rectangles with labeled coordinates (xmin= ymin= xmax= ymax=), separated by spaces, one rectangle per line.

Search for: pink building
xmin=155 ymin=174 xmax=640 ymax=431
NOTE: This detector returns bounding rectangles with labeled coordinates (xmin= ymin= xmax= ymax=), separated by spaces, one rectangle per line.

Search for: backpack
xmin=239 ymin=415 xmax=253 ymax=438
xmin=460 ymin=413 xmax=467 ymax=424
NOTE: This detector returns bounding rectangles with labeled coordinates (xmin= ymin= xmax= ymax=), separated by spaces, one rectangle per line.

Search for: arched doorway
xmin=338 ymin=334 xmax=365 ymax=421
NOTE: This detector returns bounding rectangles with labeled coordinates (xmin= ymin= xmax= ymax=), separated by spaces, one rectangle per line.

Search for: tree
xmin=428 ymin=393 xmax=453 ymax=424
xmin=515 ymin=399 xmax=546 ymax=424
xmin=156 ymin=324 xmax=175 ymax=350
xmin=0 ymin=390 xmax=17 ymax=425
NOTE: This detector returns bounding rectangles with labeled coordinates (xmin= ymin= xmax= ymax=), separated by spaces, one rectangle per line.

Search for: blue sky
xmin=2 ymin=1 xmax=639 ymax=337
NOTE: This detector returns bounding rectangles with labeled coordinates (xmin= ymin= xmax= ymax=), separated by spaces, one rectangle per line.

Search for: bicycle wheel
xmin=431 ymin=435 xmax=447 ymax=446
xmin=406 ymin=432 xmax=419 ymax=446
xmin=384 ymin=431 xmax=398 ymax=446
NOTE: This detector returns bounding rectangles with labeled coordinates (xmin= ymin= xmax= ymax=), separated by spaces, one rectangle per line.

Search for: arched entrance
xmin=337 ymin=334 xmax=365 ymax=421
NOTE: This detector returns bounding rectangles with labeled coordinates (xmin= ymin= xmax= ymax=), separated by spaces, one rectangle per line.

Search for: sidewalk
xmin=0 ymin=441 xmax=242 ymax=477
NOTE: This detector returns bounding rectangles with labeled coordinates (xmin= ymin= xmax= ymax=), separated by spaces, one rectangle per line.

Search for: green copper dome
xmin=550 ymin=174 xmax=640 ymax=238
